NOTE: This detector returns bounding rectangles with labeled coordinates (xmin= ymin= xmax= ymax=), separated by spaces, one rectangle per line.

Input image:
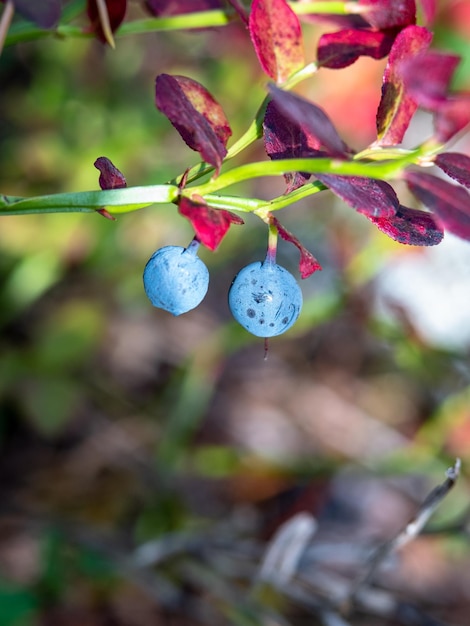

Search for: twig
xmin=256 ymin=512 xmax=317 ymax=588
xmin=350 ymin=459 xmax=461 ymax=600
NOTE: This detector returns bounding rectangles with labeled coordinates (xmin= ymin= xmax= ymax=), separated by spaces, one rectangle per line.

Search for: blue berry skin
xmin=228 ymin=260 xmax=302 ymax=337
xmin=143 ymin=241 xmax=209 ymax=316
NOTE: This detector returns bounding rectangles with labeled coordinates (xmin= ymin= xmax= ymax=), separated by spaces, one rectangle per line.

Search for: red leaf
xmin=87 ymin=0 xmax=127 ymax=44
xmin=268 ymin=85 xmax=350 ymax=158
xmin=10 ymin=0 xmax=61 ymax=28
xmin=156 ymin=74 xmax=231 ymax=173
xmin=178 ymin=197 xmax=243 ymax=251
xmin=270 ymin=216 xmax=322 ymax=278
xmin=376 ymin=25 xmax=432 ymax=146
xmin=435 ymin=152 xmax=470 ymax=190
xmin=367 ymin=204 xmax=443 ymax=245
xmin=399 ymin=51 xmax=461 ymax=110
xmin=146 ymin=0 xmax=222 ymax=16
xmin=406 ymin=170 xmax=470 ymax=240
xmin=434 ymin=95 xmax=470 ymax=144
xmin=358 ymin=0 xmax=416 ymax=29
xmin=263 ymin=100 xmax=324 ymax=192
xmin=317 ymin=29 xmax=394 ymax=69
xmin=94 ymin=157 xmax=127 ymax=189
xmin=315 ymin=174 xmax=399 ymax=218
xmin=249 ymin=0 xmax=304 ymax=84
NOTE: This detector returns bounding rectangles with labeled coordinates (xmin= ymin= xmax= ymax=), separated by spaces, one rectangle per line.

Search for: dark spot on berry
xmin=259 ymin=319 xmax=265 ymax=325
xmin=251 ymin=279 xmax=257 ymax=285
xmin=269 ymin=323 xmax=274 ymax=327
xmin=253 ymin=292 xmax=268 ymax=304
xmin=247 ymin=308 xmax=256 ymax=318
xmin=282 ymin=317 xmax=289 ymax=325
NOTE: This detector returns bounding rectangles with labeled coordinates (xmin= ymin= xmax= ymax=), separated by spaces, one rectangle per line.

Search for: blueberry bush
xmin=1 ymin=1 xmax=470 ymax=625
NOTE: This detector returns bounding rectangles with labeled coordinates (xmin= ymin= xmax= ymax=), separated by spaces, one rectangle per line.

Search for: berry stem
xmin=186 ymin=237 xmax=201 ymax=255
xmin=266 ymin=222 xmax=278 ymax=265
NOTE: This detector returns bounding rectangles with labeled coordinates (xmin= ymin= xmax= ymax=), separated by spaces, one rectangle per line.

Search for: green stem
xmin=188 ymin=154 xmax=419 ymax=197
xmin=292 ymin=1 xmax=349 ymax=15
xmin=5 ymin=11 xmax=234 ymax=46
xmin=1 ymin=147 xmax=424 ymax=218
xmin=0 ymin=185 xmax=178 ymax=216
xmin=4 ymin=1 xmax=351 ymax=47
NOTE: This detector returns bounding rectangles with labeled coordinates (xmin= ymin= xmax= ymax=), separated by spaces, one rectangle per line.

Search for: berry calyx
xmin=228 ymin=257 xmax=302 ymax=337
xmin=143 ymin=239 xmax=209 ymax=316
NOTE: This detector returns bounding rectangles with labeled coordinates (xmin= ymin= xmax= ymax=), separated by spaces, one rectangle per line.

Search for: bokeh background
xmin=1 ymin=1 xmax=470 ymax=624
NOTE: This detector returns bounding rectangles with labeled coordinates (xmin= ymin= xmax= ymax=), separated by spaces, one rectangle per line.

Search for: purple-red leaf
xmin=434 ymin=95 xmax=470 ymax=144
xmin=94 ymin=157 xmax=127 ymax=190
xmin=315 ymin=174 xmax=399 ymax=218
xmin=367 ymin=204 xmax=443 ymax=245
xmin=399 ymin=51 xmax=460 ymax=110
xmin=358 ymin=0 xmax=416 ymax=29
xmin=8 ymin=0 xmax=61 ymax=28
xmin=155 ymin=74 xmax=232 ymax=173
xmin=178 ymin=197 xmax=243 ymax=251
xmin=317 ymin=29 xmax=395 ymax=69
xmin=435 ymin=152 xmax=470 ymax=190
xmin=87 ymin=0 xmax=127 ymax=44
xmin=376 ymin=25 xmax=432 ymax=146
xmin=406 ymin=170 xmax=470 ymax=240
xmin=268 ymin=85 xmax=350 ymax=158
xmin=263 ymin=100 xmax=324 ymax=192
xmin=146 ymin=0 xmax=222 ymax=16
xmin=249 ymin=0 xmax=304 ymax=84
xmin=270 ymin=216 xmax=322 ymax=278
xmin=397 ymin=51 xmax=469 ymax=142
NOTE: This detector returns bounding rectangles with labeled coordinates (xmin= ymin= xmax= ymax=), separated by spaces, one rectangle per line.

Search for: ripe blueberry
xmin=228 ymin=259 xmax=302 ymax=337
xmin=143 ymin=239 xmax=209 ymax=316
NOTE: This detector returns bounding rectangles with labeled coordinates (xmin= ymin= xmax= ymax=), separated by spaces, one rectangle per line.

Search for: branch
xmin=350 ymin=459 xmax=462 ymax=599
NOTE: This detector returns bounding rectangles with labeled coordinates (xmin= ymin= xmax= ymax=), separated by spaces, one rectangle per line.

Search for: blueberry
xmin=228 ymin=259 xmax=302 ymax=337
xmin=143 ymin=240 xmax=209 ymax=316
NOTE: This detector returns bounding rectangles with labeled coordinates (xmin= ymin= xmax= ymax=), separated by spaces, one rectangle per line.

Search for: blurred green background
xmin=1 ymin=1 xmax=470 ymax=625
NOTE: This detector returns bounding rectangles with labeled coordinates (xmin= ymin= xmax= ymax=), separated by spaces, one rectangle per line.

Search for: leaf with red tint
xmin=94 ymin=157 xmax=127 ymax=190
xmin=263 ymin=100 xmax=324 ymax=192
xmin=435 ymin=152 xmax=470 ymax=190
xmin=376 ymin=25 xmax=432 ymax=146
xmin=270 ymin=216 xmax=322 ymax=278
xmin=399 ymin=51 xmax=460 ymax=109
xmin=434 ymin=95 xmax=470 ymax=143
xmin=358 ymin=0 xmax=416 ymax=29
xmin=418 ymin=0 xmax=436 ymax=26
xmin=317 ymin=29 xmax=395 ymax=69
xmin=406 ymin=170 xmax=470 ymax=240
xmin=87 ymin=0 xmax=127 ymax=44
xmin=9 ymin=0 xmax=61 ymax=28
xmin=315 ymin=174 xmax=399 ymax=218
xmin=146 ymin=0 xmax=222 ymax=16
xmin=178 ymin=197 xmax=243 ymax=251
xmin=268 ymin=85 xmax=350 ymax=158
xmin=156 ymin=74 xmax=232 ymax=173
xmin=249 ymin=0 xmax=304 ymax=84
xmin=367 ymin=204 xmax=443 ymax=245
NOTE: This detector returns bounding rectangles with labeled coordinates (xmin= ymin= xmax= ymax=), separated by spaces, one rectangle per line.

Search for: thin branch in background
xmin=350 ymin=459 xmax=461 ymax=600
xmin=256 ymin=512 xmax=318 ymax=588
xmin=320 ymin=610 xmax=353 ymax=626
xmin=0 ymin=0 xmax=15 ymax=56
